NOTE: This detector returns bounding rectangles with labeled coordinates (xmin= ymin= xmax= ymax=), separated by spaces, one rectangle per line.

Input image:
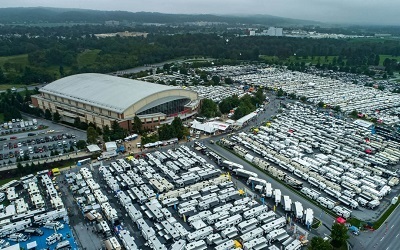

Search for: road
xmin=350 ymin=205 xmax=400 ymax=250
xmin=0 ymin=84 xmax=46 ymax=93
xmin=110 ymin=58 xmax=213 ymax=75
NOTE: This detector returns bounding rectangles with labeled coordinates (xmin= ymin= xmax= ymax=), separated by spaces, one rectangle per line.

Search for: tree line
xmin=1 ymin=32 xmax=400 ymax=85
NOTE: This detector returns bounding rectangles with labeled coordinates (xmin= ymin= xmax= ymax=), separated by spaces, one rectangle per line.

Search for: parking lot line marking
xmin=391 ymin=225 xmax=394 ymax=229
xmin=396 ymin=234 xmax=399 ymax=238
xmin=380 ymin=237 xmax=385 ymax=241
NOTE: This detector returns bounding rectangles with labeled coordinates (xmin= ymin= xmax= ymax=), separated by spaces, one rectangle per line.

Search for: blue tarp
xmin=9 ymin=222 xmax=78 ymax=250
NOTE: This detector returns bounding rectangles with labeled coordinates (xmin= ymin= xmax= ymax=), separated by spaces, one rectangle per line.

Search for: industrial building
xmin=31 ymin=73 xmax=199 ymax=130
xmin=266 ymin=27 xmax=283 ymax=36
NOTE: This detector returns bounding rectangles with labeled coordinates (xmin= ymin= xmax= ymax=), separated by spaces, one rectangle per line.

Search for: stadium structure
xmin=31 ymin=73 xmax=199 ymax=130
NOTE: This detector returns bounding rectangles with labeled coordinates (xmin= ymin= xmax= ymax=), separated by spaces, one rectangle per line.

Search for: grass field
xmin=0 ymin=54 xmax=29 ymax=69
xmin=0 ymin=177 xmax=18 ymax=186
xmin=77 ymin=49 xmax=101 ymax=67
xmin=379 ymin=55 xmax=400 ymax=66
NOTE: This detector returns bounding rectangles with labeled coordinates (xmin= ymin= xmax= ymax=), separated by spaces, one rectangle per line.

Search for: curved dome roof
xmin=40 ymin=73 xmax=192 ymax=113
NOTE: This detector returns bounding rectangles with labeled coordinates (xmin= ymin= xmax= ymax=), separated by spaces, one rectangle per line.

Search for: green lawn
xmin=0 ymin=54 xmax=29 ymax=69
xmin=77 ymin=49 xmax=101 ymax=67
xmin=0 ymin=177 xmax=18 ymax=186
xmin=379 ymin=55 xmax=400 ymax=66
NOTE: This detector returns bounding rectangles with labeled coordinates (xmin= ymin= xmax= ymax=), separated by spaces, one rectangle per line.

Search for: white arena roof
xmin=40 ymin=73 xmax=182 ymax=113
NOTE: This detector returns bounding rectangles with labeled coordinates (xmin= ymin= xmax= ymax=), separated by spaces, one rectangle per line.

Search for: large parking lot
xmin=222 ymin=102 xmax=400 ymax=222
xmin=0 ymin=133 xmax=77 ymax=162
xmin=0 ymin=116 xmax=86 ymax=165
xmin=59 ymin=144 xmax=315 ymax=250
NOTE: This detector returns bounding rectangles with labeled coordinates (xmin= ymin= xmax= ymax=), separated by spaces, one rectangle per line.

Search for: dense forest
xmin=1 ymin=31 xmax=400 ymax=85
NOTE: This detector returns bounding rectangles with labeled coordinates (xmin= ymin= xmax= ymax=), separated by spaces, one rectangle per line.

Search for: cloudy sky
xmin=2 ymin=0 xmax=399 ymax=25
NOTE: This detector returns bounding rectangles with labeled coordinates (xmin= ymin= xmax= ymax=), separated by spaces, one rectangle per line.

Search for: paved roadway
xmin=350 ymin=206 xmax=400 ymax=250
xmin=0 ymin=84 xmax=46 ymax=93
xmin=110 ymin=58 xmax=213 ymax=75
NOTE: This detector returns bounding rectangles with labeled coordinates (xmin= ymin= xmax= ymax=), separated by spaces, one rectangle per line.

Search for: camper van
xmin=44 ymin=221 xmax=64 ymax=230
xmin=55 ymin=240 xmax=71 ymax=250
xmin=8 ymin=233 xmax=29 ymax=242
xmin=24 ymin=227 xmax=44 ymax=236
xmin=46 ymin=233 xmax=63 ymax=245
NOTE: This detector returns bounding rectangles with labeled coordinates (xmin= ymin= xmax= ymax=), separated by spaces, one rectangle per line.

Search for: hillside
xmin=0 ymin=7 xmax=320 ymax=26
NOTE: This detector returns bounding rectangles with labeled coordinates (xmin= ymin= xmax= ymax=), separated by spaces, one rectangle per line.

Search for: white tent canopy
xmin=191 ymin=120 xmax=218 ymax=134
xmin=105 ymin=142 xmax=118 ymax=152
xmin=87 ymin=144 xmax=101 ymax=152
xmin=235 ymin=112 xmax=257 ymax=127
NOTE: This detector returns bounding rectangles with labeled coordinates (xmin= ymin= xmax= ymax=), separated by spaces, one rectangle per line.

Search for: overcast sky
xmin=2 ymin=0 xmax=399 ymax=25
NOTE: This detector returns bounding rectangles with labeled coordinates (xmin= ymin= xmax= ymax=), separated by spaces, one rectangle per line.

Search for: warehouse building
xmin=31 ymin=73 xmax=199 ymax=130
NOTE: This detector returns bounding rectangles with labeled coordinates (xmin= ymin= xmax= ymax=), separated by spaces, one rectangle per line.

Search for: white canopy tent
xmin=191 ymin=120 xmax=218 ymax=134
xmin=87 ymin=144 xmax=101 ymax=153
xmin=235 ymin=112 xmax=257 ymax=127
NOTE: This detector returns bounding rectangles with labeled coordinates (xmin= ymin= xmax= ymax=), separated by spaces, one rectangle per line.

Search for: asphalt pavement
xmin=350 ymin=204 xmax=400 ymax=250
xmin=0 ymin=115 xmax=87 ymax=166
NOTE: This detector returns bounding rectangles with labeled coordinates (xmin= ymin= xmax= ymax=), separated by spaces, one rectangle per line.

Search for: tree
xmin=350 ymin=110 xmax=358 ymax=117
xmin=133 ymin=116 xmax=143 ymax=134
xmin=171 ymin=117 xmax=184 ymax=140
xmin=102 ymin=125 xmax=111 ymax=142
xmin=308 ymin=236 xmax=333 ymax=250
xmin=277 ymin=88 xmax=285 ymax=97
xmin=76 ymin=140 xmax=87 ymax=149
xmin=44 ymin=109 xmax=52 ymax=120
xmin=73 ymin=117 xmax=81 ymax=128
xmin=333 ymin=106 xmax=341 ymax=112
xmin=59 ymin=65 xmax=64 ymax=76
xmin=330 ymin=223 xmax=349 ymax=248
xmin=110 ymin=120 xmax=126 ymax=141
xmin=200 ymin=99 xmax=219 ymax=118
xmin=179 ymin=67 xmax=188 ymax=75
xmin=52 ymin=111 xmax=61 ymax=123
xmin=87 ymin=126 xmax=99 ymax=144
xmin=374 ymin=54 xmax=380 ymax=66
xmin=318 ymin=101 xmax=325 ymax=108
xmin=16 ymin=162 xmax=24 ymax=175
xmin=224 ymin=78 xmax=233 ymax=84
xmin=211 ymin=75 xmax=220 ymax=85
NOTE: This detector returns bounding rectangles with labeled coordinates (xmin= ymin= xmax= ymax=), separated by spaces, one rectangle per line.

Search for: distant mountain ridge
xmin=0 ymin=7 xmax=320 ymax=26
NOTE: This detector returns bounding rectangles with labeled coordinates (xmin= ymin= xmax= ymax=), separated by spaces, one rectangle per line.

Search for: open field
xmin=77 ymin=49 xmax=101 ymax=67
xmin=0 ymin=54 xmax=29 ymax=69
xmin=379 ymin=55 xmax=400 ymax=66
xmin=0 ymin=177 xmax=17 ymax=186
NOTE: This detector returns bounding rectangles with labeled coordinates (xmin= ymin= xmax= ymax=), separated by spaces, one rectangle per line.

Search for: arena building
xmin=31 ymin=73 xmax=200 ymax=130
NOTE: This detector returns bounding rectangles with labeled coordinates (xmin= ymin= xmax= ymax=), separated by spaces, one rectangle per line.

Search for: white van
xmin=8 ymin=233 xmax=28 ymax=242
xmin=46 ymin=233 xmax=62 ymax=245
xmin=0 ymin=193 xmax=5 ymax=202
xmin=55 ymin=240 xmax=71 ymax=250
xmin=44 ymin=221 xmax=64 ymax=230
